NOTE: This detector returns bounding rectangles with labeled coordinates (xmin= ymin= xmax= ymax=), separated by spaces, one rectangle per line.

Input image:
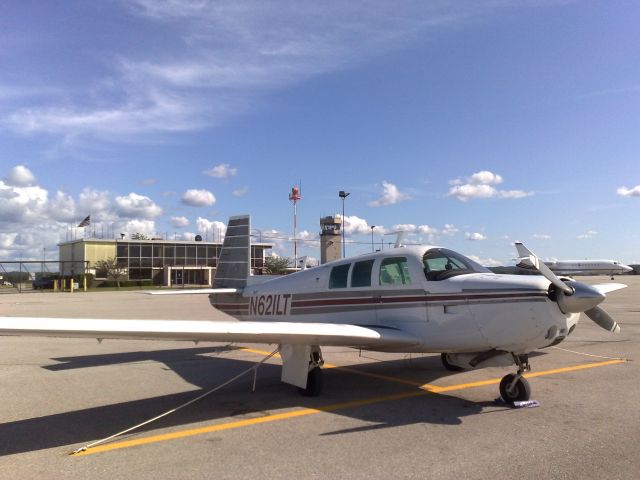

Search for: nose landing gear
xmin=499 ymin=354 xmax=531 ymax=404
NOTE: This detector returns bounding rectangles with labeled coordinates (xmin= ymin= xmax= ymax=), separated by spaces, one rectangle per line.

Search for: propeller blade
xmin=514 ymin=242 xmax=574 ymax=295
xmin=585 ymin=306 xmax=621 ymax=334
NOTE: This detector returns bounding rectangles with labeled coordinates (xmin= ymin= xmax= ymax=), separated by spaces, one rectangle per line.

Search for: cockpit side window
xmin=423 ymin=248 xmax=490 ymax=281
xmin=329 ymin=263 xmax=350 ymax=289
xmin=379 ymin=257 xmax=411 ymax=286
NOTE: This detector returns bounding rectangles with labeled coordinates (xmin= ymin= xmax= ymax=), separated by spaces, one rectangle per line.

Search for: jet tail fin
xmin=213 ymin=215 xmax=251 ymax=289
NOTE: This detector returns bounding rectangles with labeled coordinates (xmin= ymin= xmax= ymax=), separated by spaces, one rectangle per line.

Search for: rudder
xmin=213 ymin=215 xmax=251 ymax=289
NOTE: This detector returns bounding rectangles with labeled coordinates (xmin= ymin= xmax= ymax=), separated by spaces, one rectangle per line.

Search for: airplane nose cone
xmin=557 ymin=282 xmax=605 ymax=313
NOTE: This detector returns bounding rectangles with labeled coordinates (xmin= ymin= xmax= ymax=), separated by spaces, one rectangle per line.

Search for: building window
xmin=117 ymin=245 xmax=128 ymax=257
xmin=129 ymin=244 xmax=141 ymax=257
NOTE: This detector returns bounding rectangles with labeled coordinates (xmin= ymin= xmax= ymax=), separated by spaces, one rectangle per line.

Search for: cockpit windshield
xmin=423 ymin=248 xmax=491 ymax=281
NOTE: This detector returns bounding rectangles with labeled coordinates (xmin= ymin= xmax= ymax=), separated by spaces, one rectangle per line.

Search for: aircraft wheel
xmin=441 ymin=353 xmax=464 ymax=372
xmin=499 ymin=374 xmax=531 ymax=404
xmin=298 ymin=367 xmax=323 ymax=396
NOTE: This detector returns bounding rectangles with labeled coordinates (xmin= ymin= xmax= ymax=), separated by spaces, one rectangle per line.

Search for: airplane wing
xmin=0 ymin=317 xmax=419 ymax=349
xmin=591 ymin=283 xmax=627 ymax=295
xmin=143 ymin=288 xmax=239 ymax=295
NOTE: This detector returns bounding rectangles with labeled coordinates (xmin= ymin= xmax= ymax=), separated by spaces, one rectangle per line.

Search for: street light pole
xmin=370 ymin=226 xmax=376 ymax=252
xmin=338 ymin=191 xmax=350 ymax=258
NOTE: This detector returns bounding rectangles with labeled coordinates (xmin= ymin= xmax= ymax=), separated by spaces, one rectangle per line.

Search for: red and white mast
xmin=289 ymin=185 xmax=302 ymax=270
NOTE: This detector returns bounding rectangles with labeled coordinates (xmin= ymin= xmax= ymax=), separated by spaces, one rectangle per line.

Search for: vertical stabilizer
xmin=213 ymin=215 xmax=251 ymax=289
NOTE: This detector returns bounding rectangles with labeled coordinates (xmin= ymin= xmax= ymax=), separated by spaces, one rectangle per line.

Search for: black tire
xmin=499 ymin=374 xmax=531 ymax=404
xmin=297 ymin=367 xmax=323 ymax=396
xmin=441 ymin=353 xmax=464 ymax=372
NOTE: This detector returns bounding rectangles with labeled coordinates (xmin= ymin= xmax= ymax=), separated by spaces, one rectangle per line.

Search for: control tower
xmin=320 ymin=215 xmax=342 ymax=264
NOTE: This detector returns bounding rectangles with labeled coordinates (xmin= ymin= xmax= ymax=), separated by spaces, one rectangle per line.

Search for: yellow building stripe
xmin=73 ymin=357 xmax=625 ymax=456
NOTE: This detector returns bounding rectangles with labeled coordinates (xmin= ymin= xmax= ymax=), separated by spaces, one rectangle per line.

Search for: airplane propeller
xmin=514 ymin=242 xmax=624 ymax=333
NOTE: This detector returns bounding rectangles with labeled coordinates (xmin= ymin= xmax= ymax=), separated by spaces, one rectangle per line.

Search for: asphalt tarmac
xmin=1 ymin=277 xmax=638 ymax=479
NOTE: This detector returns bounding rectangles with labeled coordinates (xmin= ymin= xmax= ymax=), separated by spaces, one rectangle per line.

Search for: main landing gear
xmin=298 ymin=347 xmax=324 ymax=396
xmin=440 ymin=353 xmax=465 ymax=372
xmin=499 ymin=354 xmax=531 ymax=404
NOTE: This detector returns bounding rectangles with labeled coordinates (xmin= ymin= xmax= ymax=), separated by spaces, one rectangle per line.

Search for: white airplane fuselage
xmin=211 ymin=246 xmax=578 ymax=356
xmin=546 ymin=260 xmax=633 ymax=277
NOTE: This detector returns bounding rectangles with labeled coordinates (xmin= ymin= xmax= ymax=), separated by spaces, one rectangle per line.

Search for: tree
xmin=131 ymin=233 xmax=150 ymax=240
xmin=94 ymin=257 xmax=127 ymax=287
xmin=264 ymin=256 xmax=290 ymax=275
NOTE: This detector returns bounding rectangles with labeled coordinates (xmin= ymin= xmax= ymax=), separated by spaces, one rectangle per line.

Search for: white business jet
xmin=0 ymin=216 xmax=626 ymax=404
xmin=515 ymin=242 xmax=633 ymax=279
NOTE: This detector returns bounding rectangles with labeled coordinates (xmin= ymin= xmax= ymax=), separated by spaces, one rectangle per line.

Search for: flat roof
xmin=57 ymin=238 xmax=273 ymax=247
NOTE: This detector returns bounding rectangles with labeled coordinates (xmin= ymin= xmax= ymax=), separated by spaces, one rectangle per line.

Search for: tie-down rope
xmin=71 ymin=347 xmax=280 ymax=455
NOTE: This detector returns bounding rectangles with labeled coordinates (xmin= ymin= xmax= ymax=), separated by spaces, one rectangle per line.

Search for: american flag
xmin=77 ymin=215 xmax=91 ymax=228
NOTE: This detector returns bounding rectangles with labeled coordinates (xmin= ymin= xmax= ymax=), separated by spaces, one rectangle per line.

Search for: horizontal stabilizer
xmin=0 ymin=317 xmax=420 ymax=349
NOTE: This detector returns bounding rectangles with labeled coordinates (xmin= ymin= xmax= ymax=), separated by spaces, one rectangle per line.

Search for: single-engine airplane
xmin=0 ymin=216 xmax=626 ymax=404
xmin=515 ymin=242 xmax=633 ymax=279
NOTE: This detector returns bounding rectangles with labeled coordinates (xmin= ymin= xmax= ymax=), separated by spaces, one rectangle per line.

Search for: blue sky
xmin=1 ymin=0 xmax=639 ymax=265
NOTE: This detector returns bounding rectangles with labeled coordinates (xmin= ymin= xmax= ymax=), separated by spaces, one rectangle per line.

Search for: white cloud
xmin=441 ymin=224 xmax=459 ymax=236
xmin=465 ymin=232 xmax=487 ymax=241
xmin=4 ymin=165 xmax=36 ymax=187
xmin=468 ymin=255 xmax=502 ymax=267
xmin=468 ymin=170 xmax=503 ymax=186
xmin=204 ymin=163 xmax=238 ymax=178
xmin=448 ymin=183 xmax=497 ymax=201
xmin=181 ymin=188 xmax=216 ymax=206
xmin=196 ymin=217 xmax=226 ymax=241
xmin=48 ymin=190 xmax=77 ymax=222
xmin=417 ymin=225 xmax=438 ymax=235
xmin=232 ymin=185 xmax=249 ymax=197
xmin=339 ymin=215 xmax=373 ymax=235
xmin=448 ymin=170 xmax=532 ymax=202
xmin=0 ymin=180 xmax=48 ymax=223
xmin=170 ymin=216 xmax=189 ymax=228
xmin=392 ymin=223 xmax=417 ymax=233
xmin=498 ymin=190 xmax=531 ymax=199
xmin=121 ymin=219 xmax=156 ymax=236
xmin=75 ymin=188 xmax=113 ymax=223
xmin=576 ymin=230 xmax=598 ymax=240
xmin=533 ymin=233 xmax=551 ymax=240
xmin=115 ymin=192 xmax=162 ymax=218
xmin=617 ymin=185 xmax=640 ymax=197
xmin=5 ymin=2 xmax=517 ymax=143
xmin=369 ymin=181 xmax=411 ymax=207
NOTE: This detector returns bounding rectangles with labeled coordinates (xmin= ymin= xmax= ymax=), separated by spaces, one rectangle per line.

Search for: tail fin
xmin=213 ymin=215 xmax=251 ymax=289
xmin=514 ymin=242 xmax=536 ymax=270
xmin=514 ymin=242 xmax=531 ymax=258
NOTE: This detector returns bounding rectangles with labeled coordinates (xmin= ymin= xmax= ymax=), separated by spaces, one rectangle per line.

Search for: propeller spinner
xmin=514 ymin=242 xmax=625 ymax=333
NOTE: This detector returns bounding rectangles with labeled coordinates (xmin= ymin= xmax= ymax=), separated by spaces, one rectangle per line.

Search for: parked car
xmin=32 ymin=278 xmax=56 ymax=289
xmin=1 ymin=280 xmax=13 ymax=287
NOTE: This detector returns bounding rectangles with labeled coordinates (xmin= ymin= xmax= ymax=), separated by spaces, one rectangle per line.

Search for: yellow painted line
xmin=73 ymin=357 xmax=625 ymax=456
xmin=74 ymin=390 xmax=427 ymax=456
xmin=424 ymin=359 xmax=626 ymax=393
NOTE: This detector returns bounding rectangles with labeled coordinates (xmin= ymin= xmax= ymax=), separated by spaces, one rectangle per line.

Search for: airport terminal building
xmin=58 ymin=237 xmax=272 ymax=286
